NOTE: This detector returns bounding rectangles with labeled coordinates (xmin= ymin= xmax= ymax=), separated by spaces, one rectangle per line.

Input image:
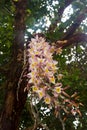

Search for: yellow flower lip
xmin=49 ymin=76 xmax=55 ymax=84
xmin=44 ymin=96 xmax=51 ymax=104
xmin=45 ymin=68 xmax=49 ymax=73
xmin=32 ymin=86 xmax=38 ymax=92
xmin=31 ymin=62 xmax=37 ymax=67
xmin=37 ymin=90 xmax=45 ymax=99
xmin=55 ymin=87 xmax=61 ymax=93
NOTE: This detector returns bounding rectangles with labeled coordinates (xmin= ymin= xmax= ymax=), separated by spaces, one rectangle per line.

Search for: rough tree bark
xmin=0 ymin=0 xmax=27 ymax=130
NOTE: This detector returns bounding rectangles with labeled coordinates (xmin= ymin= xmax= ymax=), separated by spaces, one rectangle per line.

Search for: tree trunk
xmin=0 ymin=0 xmax=27 ymax=130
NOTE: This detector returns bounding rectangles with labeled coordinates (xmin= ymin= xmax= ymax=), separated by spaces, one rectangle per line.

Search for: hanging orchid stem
xmin=17 ymin=62 xmax=28 ymax=100
xmin=26 ymin=35 xmax=82 ymax=127
xmin=58 ymin=111 xmax=65 ymax=130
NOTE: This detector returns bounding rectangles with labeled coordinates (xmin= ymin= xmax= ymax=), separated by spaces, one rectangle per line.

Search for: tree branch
xmin=48 ymin=0 xmax=75 ymax=33
xmin=62 ymin=8 xmax=87 ymax=40
xmin=56 ymin=33 xmax=87 ymax=48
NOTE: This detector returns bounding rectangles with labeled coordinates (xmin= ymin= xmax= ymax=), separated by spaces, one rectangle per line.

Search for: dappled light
xmin=0 ymin=0 xmax=87 ymax=130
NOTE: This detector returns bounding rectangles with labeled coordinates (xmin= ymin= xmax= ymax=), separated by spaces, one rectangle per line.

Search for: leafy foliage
xmin=0 ymin=0 xmax=87 ymax=130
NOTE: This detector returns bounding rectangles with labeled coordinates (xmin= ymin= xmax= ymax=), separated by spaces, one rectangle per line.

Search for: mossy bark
xmin=0 ymin=0 xmax=27 ymax=130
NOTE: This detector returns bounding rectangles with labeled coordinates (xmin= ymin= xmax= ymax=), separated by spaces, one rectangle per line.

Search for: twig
xmin=29 ymin=96 xmax=50 ymax=130
xmin=58 ymin=111 xmax=65 ymax=130
xmin=17 ymin=63 xmax=28 ymax=100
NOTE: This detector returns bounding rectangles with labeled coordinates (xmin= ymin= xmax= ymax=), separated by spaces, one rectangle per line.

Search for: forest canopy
xmin=0 ymin=0 xmax=87 ymax=130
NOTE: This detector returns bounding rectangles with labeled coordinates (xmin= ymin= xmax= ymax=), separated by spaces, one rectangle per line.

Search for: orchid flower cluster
xmin=27 ymin=35 xmax=62 ymax=103
xmin=27 ymin=35 xmax=81 ymax=116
